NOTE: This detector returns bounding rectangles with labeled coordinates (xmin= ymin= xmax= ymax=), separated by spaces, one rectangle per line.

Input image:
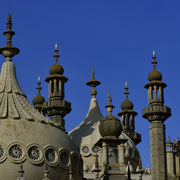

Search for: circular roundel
xmin=82 ymin=146 xmax=89 ymax=153
xmin=8 ymin=143 xmax=26 ymax=163
xmin=27 ymin=144 xmax=43 ymax=164
xmin=44 ymin=146 xmax=59 ymax=166
xmin=0 ymin=143 xmax=7 ymax=163
xmin=81 ymin=145 xmax=90 ymax=157
xmin=92 ymin=146 xmax=99 ymax=153
xmin=59 ymin=149 xmax=70 ymax=168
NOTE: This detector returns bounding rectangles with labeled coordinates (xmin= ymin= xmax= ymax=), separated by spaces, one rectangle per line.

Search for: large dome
xmin=0 ymin=13 xmax=82 ymax=178
xmin=0 ymin=60 xmax=82 ymax=180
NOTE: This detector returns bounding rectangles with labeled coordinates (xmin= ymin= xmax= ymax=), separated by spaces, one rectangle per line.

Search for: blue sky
xmin=1 ymin=0 xmax=180 ymax=168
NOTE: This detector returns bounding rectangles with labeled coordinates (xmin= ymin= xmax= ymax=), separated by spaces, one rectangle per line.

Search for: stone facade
xmin=0 ymin=14 xmax=179 ymax=180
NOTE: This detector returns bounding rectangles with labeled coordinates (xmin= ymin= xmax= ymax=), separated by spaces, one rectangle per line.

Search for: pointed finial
xmin=108 ymin=89 xmax=112 ymax=104
xmin=18 ymin=162 xmax=24 ymax=179
xmin=152 ymin=50 xmax=157 ymax=70
xmin=105 ymin=89 xmax=115 ymax=115
xmin=43 ymin=163 xmax=50 ymax=180
xmin=54 ymin=43 xmax=60 ymax=63
xmin=0 ymin=14 xmax=20 ymax=61
xmin=92 ymin=68 xmax=95 ymax=79
xmin=4 ymin=13 xmax=15 ymax=47
xmin=86 ymin=69 xmax=101 ymax=97
xmin=127 ymin=161 xmax=131 ymax=180
xmin=37 ymin=76 xmax=42 ymax=94
xmin=124 ymin=81 xmax=129 ymax=99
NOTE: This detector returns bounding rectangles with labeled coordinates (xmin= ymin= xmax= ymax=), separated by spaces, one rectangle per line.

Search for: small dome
xmin=121 ymin=99 xmax=134 ymax=110
xmin=49 ymin=63 xmax=64 ymax=75
xmin=33 ymin=94 xmax=45 ymax=105
xmin=148 ymin=69 xmax=162 ymax=81
xmin=99 ymin=115 xmax=122 ymax=138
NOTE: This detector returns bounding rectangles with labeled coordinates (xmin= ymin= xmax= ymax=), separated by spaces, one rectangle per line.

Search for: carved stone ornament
xmin=27 ymin=144 xmax=43 ymax=164
xmin=44 ymin=146 xmax=59 ymax=166
xmin=8 ymin=143 xmax=26 ymax=163
xmin=59 ymin=149 xmax=70 ymax=168
xmin=0 ymin=143 xmax=7 ymax=163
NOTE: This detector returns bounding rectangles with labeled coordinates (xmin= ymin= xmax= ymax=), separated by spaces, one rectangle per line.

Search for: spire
xmin=54 ymin=43 xmax=60 ymax=63
xmin=105 ymin=89 xmax=114 ymax=115
xmin=86 ymin=69 xmax=101 ymax=97
xmin=124 ymin=82 xmax=129 ymax=99
xmin=152 ymin=50 xmax=157 ymax=70
xmin=0 ymin=14 xmax=20 ymax=61
xmin=42 ymin=164 xmax=50 ymax=180
xmin=17 ymin=162 xmax=24 ymax=180
xmin=37 ymin=77 xmax=42 ymax=95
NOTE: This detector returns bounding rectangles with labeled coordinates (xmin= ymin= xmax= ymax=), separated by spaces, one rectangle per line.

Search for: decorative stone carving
xmin=8 ymin=143 xmax=26 ymax=163
xmin=0 ymin=144 xmax=7 ymax=163
xmin=59 ymin=149 xmax=70 ymax=168
xmin=44 ymin=146 xmax=59 ymax=166
xmin=27 ymin=144 xmax=43 ymax=164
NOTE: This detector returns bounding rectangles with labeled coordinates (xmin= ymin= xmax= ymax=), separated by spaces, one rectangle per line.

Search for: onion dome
xmin=148 ymin=51 xmax=162 ymax=81
xmin=32 ymin=77 xmax=45 ymax=107
xmin=99 ymin=90 xmax=122 ymax=138
xmin=49 ymin=44 xmax=64 ymax=75
xmin=121 ymin=82 xmax=133 ymax=110
xmin=0 ymin=14 xmax=82 ymax=180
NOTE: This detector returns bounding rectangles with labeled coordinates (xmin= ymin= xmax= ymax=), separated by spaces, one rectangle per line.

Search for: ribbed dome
xmin=99 ymin=115 xmax=122 ymax=138
xmin=121 ymin=99 xmax=134 ymax=110
xmin=33 ymin=94 xmax=45 ymax=105
xmin=49 ymin=63 xmax=64 ymax=75
xmin=148 ymin=69 xmax=162 ymax=81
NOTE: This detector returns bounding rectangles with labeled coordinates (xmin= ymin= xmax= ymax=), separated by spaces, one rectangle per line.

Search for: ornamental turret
xmin=33 ymin=77 xmax=45 ymax=114
xmin=118 ymin=82 xmax=141 ymax=145
xmin=142 ymin=51 xmax=171 ymax=180
xmin=44 ymin=44 xmax=71 ymax=131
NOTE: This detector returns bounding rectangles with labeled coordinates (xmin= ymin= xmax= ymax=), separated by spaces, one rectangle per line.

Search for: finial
xmin=105 ymin=89 xmax=115 ymax=115
xmin=43 ymin=163 xmax=50 ymax=180
xmin=108 ymin=89 xmax=112 ymax=104
xmin=177 ymin=137 xmax=179 ymax=142
xmin=152 ymin=50 xmax=157 ymax=70
xmin=86 ymin=69 xmax=101 ymax=97
xmin=124 ymin=82 xmax=129 ymax=99
xmin=54 ymin=43 xmax=60 ymax=63
xmin=37 ymin=76 xmax=42 ymax=94
xmin=92 ymin=68 xmax=95 ymax=79
xmin=18 ymin=162 xmax=24 ymax=178
xmin=4 ymin=13 xmax=15 ymax=47
xmin=127 ymin=161 xmax=131 ymax=180
xmin=0 ymin=14 xmax=20 ymax=61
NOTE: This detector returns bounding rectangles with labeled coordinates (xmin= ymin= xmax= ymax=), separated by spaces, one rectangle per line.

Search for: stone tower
xmin=118 ymin=82 xmax=141 ymax=145
xmin=44 ymin=44 xmax=71 ymax=131
xmin=142 ymin=51 xmax=171 ymax=180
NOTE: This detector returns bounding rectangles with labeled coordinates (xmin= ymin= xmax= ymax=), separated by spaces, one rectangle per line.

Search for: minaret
xmin=32 ymin=77 xmax=45 ymax=114
xmin=142 ymin=51 xmax=171 ymax=180
xmin=45 ymin=44 xmax=71 ymax=131
xmin=118 ymin=82 xmax=141 ymax=145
